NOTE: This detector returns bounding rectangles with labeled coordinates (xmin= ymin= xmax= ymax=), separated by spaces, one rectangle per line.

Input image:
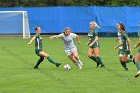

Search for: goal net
xmin=0 ymin=11 xmax=30 ymax=39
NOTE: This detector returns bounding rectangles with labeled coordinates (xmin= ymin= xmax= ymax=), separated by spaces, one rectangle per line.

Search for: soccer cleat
xmin=56 ymin=63 xmax=61 ymax=67
xmin=125 ymin=67 xmax=129 ymax=71
xmin=34 ymin=66 xmax=39 ymax=69
xmin=135 ymin=71 xmax=140 ymax=78
xmin=129 ymin=54 xmax=133 ymax=59
xmin=100 ymin=64 xmax=105 ymax=68
xmin=79 ymin=66 xmax=82 ymax=69
xmin=132 ymin=58 xmax=135 ymax=64
xmin=96 ymin=63 xmax=100 ymax=68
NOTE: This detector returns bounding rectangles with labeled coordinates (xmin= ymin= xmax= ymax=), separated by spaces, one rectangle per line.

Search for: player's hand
xmin=49 ymin=36 xmax=53 ymax=39
xmin=134 ymin=45 xmax=137 ymax=49
xmin=114 ymin=46 xmax=117 ymax=50
xmin=28 ymin=42 xmax=31 ymax=45
xmin=116 ymin=37 xmax=119 ymax=42
xmin=89 ymin=43 xmax=93 ymax=47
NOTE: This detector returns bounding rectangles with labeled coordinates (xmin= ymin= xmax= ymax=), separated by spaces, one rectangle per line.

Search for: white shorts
xmin=65 ymin=48 xmax=77 ymax=56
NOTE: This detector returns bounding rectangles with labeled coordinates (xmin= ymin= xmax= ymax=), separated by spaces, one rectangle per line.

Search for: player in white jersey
xmin=49 ymin=27 xmax=83 ymax=69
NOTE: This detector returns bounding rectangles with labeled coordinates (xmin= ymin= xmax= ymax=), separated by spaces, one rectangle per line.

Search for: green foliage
xmin=0 ymin=0 xmax=140 ymax=7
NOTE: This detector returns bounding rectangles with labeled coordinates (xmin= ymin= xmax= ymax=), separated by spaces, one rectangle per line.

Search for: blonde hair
xmin=90 ymin=21 xmax=100 ymax=28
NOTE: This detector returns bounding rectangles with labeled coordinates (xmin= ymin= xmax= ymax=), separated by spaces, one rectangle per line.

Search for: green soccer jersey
xmin=121 ymin=31 xmax=129 ymax=51
xmin=35 ymin=33 xmax=42 ymax=51
xmin=88 ymin=28 xmax=98 ymax=43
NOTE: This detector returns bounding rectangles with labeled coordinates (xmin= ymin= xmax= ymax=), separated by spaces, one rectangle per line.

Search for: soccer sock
xmin=47 ymin=56 xmax=57 ymax=65
xmin=89 ymin=56 xmax=98 ymax=63
xmin=35 ymin=57 xmax=44 ymax=67
xmin=135 ymin=62 xmax=140 ymax=71
xmin=126 ymin=58 xmax=132 ymax=63
xmin=96 ymin=56 xmax=104 ymax=65
xmin=120 ymin=61 xmax=127 ymax=69
xmin=74 ymin=61 xmax=80 ymax=67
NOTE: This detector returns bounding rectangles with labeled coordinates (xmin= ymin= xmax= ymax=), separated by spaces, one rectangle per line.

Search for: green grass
xmin=0 ymin=36 xmax=140 ymax=93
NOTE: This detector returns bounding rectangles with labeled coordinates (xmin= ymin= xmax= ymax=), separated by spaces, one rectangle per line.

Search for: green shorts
xmin=119 ymin=50 xmax=130 ymax=56
xmin=90 ymin=42 xmax=100 ymax=48
xmin=35 ymin=49 xmax=42 ymax=55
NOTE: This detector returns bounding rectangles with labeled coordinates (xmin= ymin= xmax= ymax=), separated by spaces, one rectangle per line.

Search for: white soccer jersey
xmin=118 ymin=32 xmax=122 ymax=44
xmin=58 ymin=33 xmax=77 ymax=50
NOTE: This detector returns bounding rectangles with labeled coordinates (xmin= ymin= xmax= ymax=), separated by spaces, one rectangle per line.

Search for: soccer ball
xmin=64 ymin=64 xmax=71 ymax=70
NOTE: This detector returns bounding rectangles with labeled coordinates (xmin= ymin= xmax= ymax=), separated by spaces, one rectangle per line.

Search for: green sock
xmin=126 ymin=58 xmax=132 ymax=63
xmin=120 ymin=62 xmax=127 ymax=68
xmin=35 ymin=57 xmax=44 ymax=67
xmin=96 ymin=56 xmax=104 ymax=65
xmin=89 ymin=56 xmax=98 ymax=63
xmin=135 ymin=62 xmax=140 ymax=71
xmin=47 ymin=56 xmax=57 ymax=65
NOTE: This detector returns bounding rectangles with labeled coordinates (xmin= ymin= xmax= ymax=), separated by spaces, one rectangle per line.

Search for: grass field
xmin=0 ymin=36 xmax=140 ymax=93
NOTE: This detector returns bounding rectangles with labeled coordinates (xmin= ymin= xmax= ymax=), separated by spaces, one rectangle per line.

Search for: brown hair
xmin=34 ymin=26 xmax=40 ymax=31
xmin=63 ymin=27 xmax=71 ymax=33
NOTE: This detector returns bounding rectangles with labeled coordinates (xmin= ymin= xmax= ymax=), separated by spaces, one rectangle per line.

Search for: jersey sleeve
xmin=71 ymin=33 xmax=77 ymax=38
xmin=35 ymin=33 xmax=39 ymax=37
xmin=122 ymin=33 xmax=128 ymax=39
xmin=57 ymin=33 xmax=64 ymax=38
xmin=94 ymin=30 xmax=98 ymax=36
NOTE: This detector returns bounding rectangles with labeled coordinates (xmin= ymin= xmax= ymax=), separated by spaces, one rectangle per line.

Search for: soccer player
xmin=49 ymin=27 xmax=83 ymax=69
xmin=28 ymin=26 xmax=61 ymax=69
xmin=87 ymin=21 xmax=105 ymax=68
xmin=114 ymin=23 xmax=132 ymax=71
xmin=116 ymin=22 xmax=134 ymax=60
xmin=133 ymin=22 xmax=140 ymax=77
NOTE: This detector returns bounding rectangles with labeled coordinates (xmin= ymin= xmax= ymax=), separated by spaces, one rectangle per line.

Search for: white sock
xmin=137 ymin=70 xmax=140 ymax=74
xmin=74 ymin=61 xmax=82 ymax=69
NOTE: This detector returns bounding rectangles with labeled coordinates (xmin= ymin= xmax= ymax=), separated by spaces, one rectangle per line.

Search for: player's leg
xmin=68 ymin=54 xmax=82 ymax=69
xmin=34 ymin=56 xmax=44 ymax=69
xmin=88 ymin=48 xmax=99 ymax=66
xmin=93 ymin=47 xmax=105 ymax=68
xmin=72 ymin=49 xmax=83 ymax=66
xmin=134 ymin=53 xmax=140 ymax=77
xmin=120 ymin=54 xmax=128 ymax=71
xmin=39 ymin=51 xmax=61 ymax=67
xmin=127 ymin=54 xmax=135 ymax=64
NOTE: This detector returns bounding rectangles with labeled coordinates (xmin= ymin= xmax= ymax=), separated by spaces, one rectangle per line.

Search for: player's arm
xmin=28 ymin=36 xmax=36 ymax=45
xmin=114 ymin=43 xmax=123 ymax=49
xmin=76 ymin=35 xmax=81 ymax=44
xmin=89 ymin=36 xmax=98 ymax=47
xmin=126 ymin=38 xmax=131 ymax=50
xmin=116 ymin=37 xmax=120 ymax=42
xmin=134 ymin=37 xmax=140 ymax=49
xmin=49 ymin=35 xmax=59 ymax=39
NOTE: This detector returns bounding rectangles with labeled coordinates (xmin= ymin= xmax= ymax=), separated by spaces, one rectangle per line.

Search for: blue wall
xmin=0 ymin=6 xmax=140 ymax=34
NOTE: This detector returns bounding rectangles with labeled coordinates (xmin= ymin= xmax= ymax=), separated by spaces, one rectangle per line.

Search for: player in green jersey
xmin=114 ymin=23 xmax=131 ymax=71
xmin=116 ymin=22 xmax=134 ymax=59
xmin=28 ymin=26 xmax=61 ymax=69
xmin=87 ymin=21 xmax=105 ymax=68
xmin=133 ymin=22 xmax=140 ymax=77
